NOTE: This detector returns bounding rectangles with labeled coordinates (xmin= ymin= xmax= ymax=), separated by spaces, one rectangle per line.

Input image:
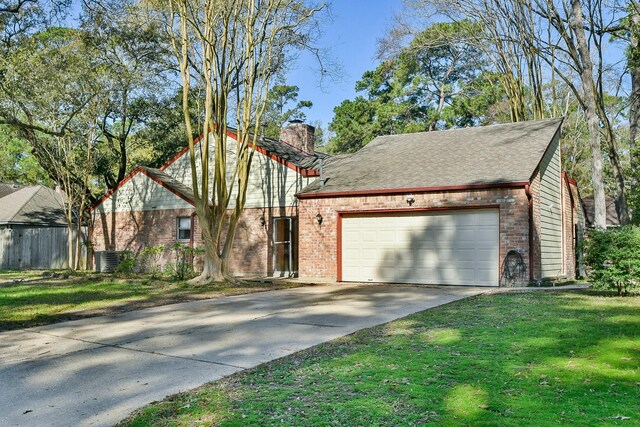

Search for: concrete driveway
xmin=0 ymin=283 xmax=485 ymax=427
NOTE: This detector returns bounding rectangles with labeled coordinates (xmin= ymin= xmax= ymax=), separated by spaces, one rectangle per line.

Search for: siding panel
xmin=538 ymin=134 xmax=563 ymax=277
xmin=95 ymin=173 xmax=193 ymax=214
xmin=162 ymin=134 xmax=309 ymax=209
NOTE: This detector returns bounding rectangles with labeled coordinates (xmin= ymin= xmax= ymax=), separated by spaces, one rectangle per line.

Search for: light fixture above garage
xmin=405 ymin=194 xmax=415 ymax=206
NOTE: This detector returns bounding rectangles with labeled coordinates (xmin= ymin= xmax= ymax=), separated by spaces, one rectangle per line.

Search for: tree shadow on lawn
xmin=134 ymin=290 xmax=639 ymax=427
xmin=0 ymin=279 xmax=215 ymax=331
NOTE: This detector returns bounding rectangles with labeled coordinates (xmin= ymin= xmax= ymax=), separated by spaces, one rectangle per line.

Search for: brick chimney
xmin=279 ymin=120 xmax=315 ymax=154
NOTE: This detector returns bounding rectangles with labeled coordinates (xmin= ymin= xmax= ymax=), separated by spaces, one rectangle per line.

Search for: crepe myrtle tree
xmin=165 ymin=0 xmax=324 ymax=284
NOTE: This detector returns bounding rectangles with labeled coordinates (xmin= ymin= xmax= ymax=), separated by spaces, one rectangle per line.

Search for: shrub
xmin=116 ymin=251 xmax=137 ymax=273
xmin=167 ymin=242 xmax=202 ymax=281
xmin=138 ymin=245 xmax=165 ymax=276
xmin=583 ymin=226 xmax=640 ymax=295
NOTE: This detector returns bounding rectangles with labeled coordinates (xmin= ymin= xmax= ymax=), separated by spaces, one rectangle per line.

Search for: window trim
xmin=176 ymin=216 xmax=192 ymax=241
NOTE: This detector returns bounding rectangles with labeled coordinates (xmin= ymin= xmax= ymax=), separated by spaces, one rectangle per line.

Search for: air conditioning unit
xmin=95 ymin=251 xmax=123 ymax=272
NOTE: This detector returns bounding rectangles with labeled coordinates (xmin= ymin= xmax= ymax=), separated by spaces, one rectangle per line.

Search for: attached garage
xmin=339 ymin=209 xmax=499 ymax=286
xmin=297 ymin=118 xmax=585 ymax=286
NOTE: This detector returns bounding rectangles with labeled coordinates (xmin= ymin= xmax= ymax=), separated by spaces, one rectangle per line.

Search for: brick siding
xmin=91 ymin=206 xmax=298 ymax=275
xmin=298 ymin=187 xmax=532 ymax=284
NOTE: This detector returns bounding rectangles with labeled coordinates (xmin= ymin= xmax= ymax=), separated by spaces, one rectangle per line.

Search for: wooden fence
xmin=0 ymin=226 xmax=87 ymax=269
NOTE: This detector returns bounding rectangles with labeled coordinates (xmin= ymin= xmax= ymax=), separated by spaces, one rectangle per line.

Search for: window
xmin=177 ymin=217 xmax=191 ymax=241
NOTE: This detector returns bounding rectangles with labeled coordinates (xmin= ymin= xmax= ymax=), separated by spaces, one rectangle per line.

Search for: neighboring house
xmin=296 ymin=118 xmax=583 ymax=286
xmin=0 ymin=185 xmax=83 ymax=269
xmin=92 ymin=118 xmax=584 ymax=286
xmin=581 ymin=194 xmax=621 ymax=228
xmin=91 ymin=122 xmax=324 ymax=276
xmin=0 ymin=183 xmax=24 ymax=199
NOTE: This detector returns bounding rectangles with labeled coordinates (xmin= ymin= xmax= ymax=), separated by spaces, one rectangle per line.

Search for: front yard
xmin=121 ymin=290 xmax=640 ymax=426
xmin=0 ymin=271 xmax=303 ymax=331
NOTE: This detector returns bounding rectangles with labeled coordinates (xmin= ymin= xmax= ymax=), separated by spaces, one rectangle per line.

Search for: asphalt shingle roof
xmin=0 ymin=185 xmax=67 ymax=226
xmin=257 ymin=137 xmax=327 ymax=169
xmin=581 ymin=194 xmax=621 ymax=227
xmin=140 ymin=166 xmax=196 ymax=203
xmin=299 ymin=118 xmax=563 ymax=196
xmin=0 ymin=183 xmax=24 ymax=199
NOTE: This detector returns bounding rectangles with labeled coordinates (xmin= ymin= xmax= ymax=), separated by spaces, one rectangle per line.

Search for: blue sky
xmin=285 ymin=0 xmax=402 ymax=130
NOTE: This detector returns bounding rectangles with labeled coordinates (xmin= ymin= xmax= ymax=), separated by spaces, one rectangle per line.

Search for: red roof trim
xmin=159 ymin=129 xmax=319 ymax=177
xmin=561 ymin=172 xmax=576 ymax=207
xmin=93 ymin=128 xmax=319 ymax=210
xmin=140 ymin=169 xmax=195 ymax=207
xmin=296 ymin=182 xmax=529 ymax=200
xmin=90 ymin=167 xmax=196 ymax=211
xmin=90 ymin=166 xmax=144 ymax=211
xmin=160 ymin=133 xmax=205 ymax=171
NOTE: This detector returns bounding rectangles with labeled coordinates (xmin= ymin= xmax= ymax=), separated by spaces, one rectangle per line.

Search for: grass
xmin=0 ymin=270 xmax=304 ymax=331
xmin=120 ymin=290 xmax=640 ymax=427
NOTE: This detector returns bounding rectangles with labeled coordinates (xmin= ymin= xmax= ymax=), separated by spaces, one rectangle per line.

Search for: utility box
xmin=95 ymin=251 xmax=123 ymax=272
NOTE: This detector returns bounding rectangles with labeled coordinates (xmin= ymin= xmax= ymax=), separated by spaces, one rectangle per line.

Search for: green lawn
xmin=121 ymin=291 xmax=640 ymax=427
xmin=0 ymin=271 xmax=303 ymax=331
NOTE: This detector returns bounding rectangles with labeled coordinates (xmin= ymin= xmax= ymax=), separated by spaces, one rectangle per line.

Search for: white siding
xmin=94 ymin=173 xmax=192 ymax=214
xmin=162 ymin=134 xmax=311 ymax=209
xmin=539 ymin=134 xmax=563 ymax=278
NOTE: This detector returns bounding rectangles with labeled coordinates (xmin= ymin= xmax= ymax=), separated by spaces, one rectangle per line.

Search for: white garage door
xmin=341 ymin=209 xmax=499 ymax=286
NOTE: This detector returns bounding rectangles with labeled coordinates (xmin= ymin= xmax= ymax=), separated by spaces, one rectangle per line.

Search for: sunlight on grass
xmin=0 ymin=272 xmax=305 ymax=331
xmin=119 ymin=291 xmax=640 ymax=427
xmin=419 ymin=327 xmax=461 ymax=344
xmin=445 ymin=384 xmax=488 ymax=419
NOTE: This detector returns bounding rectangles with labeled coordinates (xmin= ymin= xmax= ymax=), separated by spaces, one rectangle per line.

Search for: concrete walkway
xmin=0 ymin=284 xmax=485 ymax=427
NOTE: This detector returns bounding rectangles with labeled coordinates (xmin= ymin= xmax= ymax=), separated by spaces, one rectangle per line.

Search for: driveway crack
xmin=27 ymin=330 xmax=247 ymax=370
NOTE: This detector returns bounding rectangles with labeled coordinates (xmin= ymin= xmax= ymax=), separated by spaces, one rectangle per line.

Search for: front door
xmin=273 ymin=217 xmax=297 ymax=277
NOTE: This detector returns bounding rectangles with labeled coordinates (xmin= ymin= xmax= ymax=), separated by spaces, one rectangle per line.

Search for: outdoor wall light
xmin=406 ymin=194 xmax=415 ymax=206
xmin=259 ymin=214 xmax=266 ymax=227
xmin=316 ymin=212 xmax=323 ymax=225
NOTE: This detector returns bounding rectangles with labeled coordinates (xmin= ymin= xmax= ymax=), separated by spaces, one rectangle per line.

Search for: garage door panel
xmin=341 ymin=209 xmax=499 ymax=286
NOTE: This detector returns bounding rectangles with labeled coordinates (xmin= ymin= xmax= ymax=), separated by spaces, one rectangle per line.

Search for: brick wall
xmin=562 ymin=178 xmax=577 ymax=279
xmin=298 ymin=187 xmax=531 ymax=284
xmin=91 ymin=205 xmax=298 ymax=275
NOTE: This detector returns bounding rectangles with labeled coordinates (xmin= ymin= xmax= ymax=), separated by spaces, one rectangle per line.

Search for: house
xmin=0 ymin=185 xmax=83 ymax=269
xmin=296 ymin=118 xmax=583 ymax=286
xmin=91 ymin=122 xmax=324 ymax=276
xmin=91 ymin=118 xmax=584 ymax=286
xmin=581 ymin=194 xmax=621 ymax=228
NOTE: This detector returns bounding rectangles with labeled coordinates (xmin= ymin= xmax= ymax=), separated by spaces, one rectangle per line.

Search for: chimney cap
xmin=288 ymin=119 xmax=304 ymax=125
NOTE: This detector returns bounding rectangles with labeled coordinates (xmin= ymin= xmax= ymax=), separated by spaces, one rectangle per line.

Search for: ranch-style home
xmin=91 ymin=118 xmax=584 ymax=287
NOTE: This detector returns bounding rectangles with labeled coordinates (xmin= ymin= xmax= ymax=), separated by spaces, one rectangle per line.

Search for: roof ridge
xmin=375 ymin=117 xmax=563 ymax=140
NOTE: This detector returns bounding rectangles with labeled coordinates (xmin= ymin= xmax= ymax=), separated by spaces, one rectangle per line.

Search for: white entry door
xmin=341 ymin=209 xmax=499 ymax=286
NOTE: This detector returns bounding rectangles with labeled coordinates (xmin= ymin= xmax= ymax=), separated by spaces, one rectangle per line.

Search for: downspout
xmin=525 ymin=184 xmax=534 ymax=282
xmin=189 ymin=211 xmax=196 ymax=267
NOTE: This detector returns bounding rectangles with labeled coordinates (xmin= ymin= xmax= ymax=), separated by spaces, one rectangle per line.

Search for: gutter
xmin=525 ymin=184 xmax=534 ymax=282
xmin=296 ymin=181 xmax=530 ymax=200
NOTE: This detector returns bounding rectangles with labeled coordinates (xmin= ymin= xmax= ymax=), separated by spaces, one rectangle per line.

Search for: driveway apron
xmin=0 ymin=283 xmax=485 ymax=427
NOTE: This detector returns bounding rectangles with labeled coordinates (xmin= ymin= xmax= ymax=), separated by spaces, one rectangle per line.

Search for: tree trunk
xmin=631 ymin=63 xmax=640 ymax=174
xmin=602 ymin=121 xmax=630 ymax=224
xmin=570 ymin=0 xmax=607 ymax=230
xmin=67 ymin=218 xmax=75 ymax=270
xmin=630 ymin=9 xmax=640 ymax=222
xmin=187 ymin=203 xmax=228 ymax=284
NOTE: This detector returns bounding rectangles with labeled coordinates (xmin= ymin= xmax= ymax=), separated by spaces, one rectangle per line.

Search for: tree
xmin=165 ymin=0 xmax=324 ymax=283
xmin=262 ymin=85 xmax=312 ymax=140
xmin=0 ymin=126 xmax=51 ymax=184
xmin=82 ymin=0 xmax=174 ymax=190
xmin=329 ymin=21 xmax=499 ymax=153
xmin=405 ymin=0 xmax=627 ymax=229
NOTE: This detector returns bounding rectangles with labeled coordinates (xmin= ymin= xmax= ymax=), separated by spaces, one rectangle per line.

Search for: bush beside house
xmin=584 ymin=226 xmax=640 ymax=295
